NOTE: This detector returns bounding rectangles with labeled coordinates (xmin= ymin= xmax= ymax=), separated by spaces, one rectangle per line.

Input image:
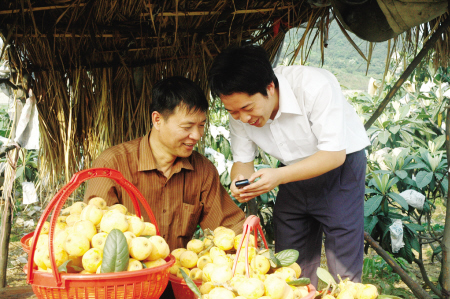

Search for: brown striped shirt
xmin=84 ymin=131 xmax=245 ymax=250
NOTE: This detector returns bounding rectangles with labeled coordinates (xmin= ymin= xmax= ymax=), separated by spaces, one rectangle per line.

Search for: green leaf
xmin=378 ymin=131 xmax=390 ymax=144
xmin=275 ymin=249 xmax=299 ymax=267
xmin=365 ymin=188 xmax=379 ymax=194
xmin=364 ymin=195 xmax=382 ymax=216
xmin=58 ymin=259 xmax=83 ymax=273
xmin=404 ymin=223 xmax=425 ymax=232
xmin=287 ymin=278 xmax=310 ymax=286
xmin=180 ymin=268 xmax=202 ymax=299
xmin=388 ymin=192 xmax=409 ymax=210
xmin=389 ymin=125 xmax=400 ymax=134
xmin=101 ymin=229 xmax=130 ymax=273
xmin=364 ymin=216 xmax=378 ymax=234
xmin=415 ymin=171 xmax=433 ymax=189
xmin=270 ymin=249 xmax=282 ymax=268
xmin=394 ymin=170 xmax=407 ymax=179
xmin=317 ymin=267 xmax=336 ymax=285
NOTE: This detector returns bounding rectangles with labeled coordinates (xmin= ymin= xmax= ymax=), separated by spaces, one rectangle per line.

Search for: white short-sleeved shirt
xmin=229 ymin=65 xmax=370 ymax=165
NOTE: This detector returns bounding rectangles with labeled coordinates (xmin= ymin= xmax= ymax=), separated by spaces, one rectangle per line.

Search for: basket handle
xmin=231 ymin=215 xmax=269 ymax=278
xmin=27 ymin=167 xmax=160 ymax=288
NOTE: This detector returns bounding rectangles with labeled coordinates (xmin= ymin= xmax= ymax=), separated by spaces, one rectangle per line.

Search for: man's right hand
xmin=231 ymin=175 xmax=252 ymax=203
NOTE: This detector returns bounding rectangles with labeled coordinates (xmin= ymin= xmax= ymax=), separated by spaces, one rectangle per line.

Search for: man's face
xmin=220 ymin=82 xmax=278 ymax=127
xmin=156 ymin=106 xmax=206 ymax=158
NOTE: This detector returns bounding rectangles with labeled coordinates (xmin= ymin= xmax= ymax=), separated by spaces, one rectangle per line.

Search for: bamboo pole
xmin=442 ymin=99 xmax=450 ymax=298
xmin=0 ymin=3 xmax=87 ymax=14
xmin=140 ymin=5 xmax=295 ymax=17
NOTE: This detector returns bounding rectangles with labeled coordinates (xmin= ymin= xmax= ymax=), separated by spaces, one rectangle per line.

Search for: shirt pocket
xmin=291 ymin=134 xmax=318 ymax=157
xmin=180 ymin=202 xmax=203 ymax=237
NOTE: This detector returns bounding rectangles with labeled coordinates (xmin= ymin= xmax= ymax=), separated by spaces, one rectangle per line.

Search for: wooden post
xmin=441 ymin=100 xmax=450 ymax=298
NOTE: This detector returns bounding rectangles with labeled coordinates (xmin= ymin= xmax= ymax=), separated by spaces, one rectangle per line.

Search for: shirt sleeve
xmin=83 ymin=155 xmax=122 ymax=206
xmin=199 ymin=159 xmax=245 ymax=234
xmin=229 ymin=115 xmax=259 ymax=163
xmin=302 ymin=69 xmax=347 ymax=152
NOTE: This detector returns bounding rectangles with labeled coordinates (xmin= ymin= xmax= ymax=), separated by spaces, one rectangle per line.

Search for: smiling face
xmin=220 ymin=82 xmax=279 ymax=127
xmin=152 ymin=105 xmax=206 ymax=158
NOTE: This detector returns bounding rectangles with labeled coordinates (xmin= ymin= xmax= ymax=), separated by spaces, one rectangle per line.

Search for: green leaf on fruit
xmin=180 ymin=268 xmax=202 ymax=299
xmin=58 ymin=259 xmax=83 ymax=273
xmin=101 ymin=229 xmax=129 ymax=273
xmin=317 ymin=267 xmax=336 ymax=285
xmin=287 ymin=277 xmax=310 ymax=286
xmin=275 ymin=249 xmax=299 ymax=267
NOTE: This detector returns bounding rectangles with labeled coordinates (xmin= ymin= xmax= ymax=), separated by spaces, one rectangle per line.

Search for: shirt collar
xmin=138 ymin=131 xmax=194 ymax=172
xmin=274 ymin=72 xmax=302 ymax=119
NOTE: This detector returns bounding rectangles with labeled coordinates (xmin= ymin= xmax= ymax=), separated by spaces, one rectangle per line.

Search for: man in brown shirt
xmin=84 ymin=76 xmax=245 ymax=251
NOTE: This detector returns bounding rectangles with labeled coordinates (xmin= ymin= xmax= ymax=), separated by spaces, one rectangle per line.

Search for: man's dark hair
xmin=208 ymin=45 xmax=278 ymax=99
xmin=151 ymin=76 xmax=208 ymax=121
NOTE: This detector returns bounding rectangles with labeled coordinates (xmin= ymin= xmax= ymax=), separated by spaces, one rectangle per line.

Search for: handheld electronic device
xmin=235 ymin=179 xmax=250 ymax=189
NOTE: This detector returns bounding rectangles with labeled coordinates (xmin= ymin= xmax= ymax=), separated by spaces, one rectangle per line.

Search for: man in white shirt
xmin=208 ymin=45 xmax=370 ymax=286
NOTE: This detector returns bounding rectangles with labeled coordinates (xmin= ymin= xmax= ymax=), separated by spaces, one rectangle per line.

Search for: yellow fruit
xmin=237 ymin=277 xmax=265 ymax=299
xmin=234 ymin=233 xmax=255 ymax=250
xmin=187 ymin=239 xmax=204 ymax=254
xmin=288 ymin=262 xmax=301 ymax=279
xmin=201 ymin=263 xmax=217 ymax=282
xmin=123 ymin=231 xmax=136 ymax=250
xmin=100 ymin=210 xmax=129 ymax=233
xmin=89 ymin=197 xmax=107 ymax=210
xmin=169 ymin=260 xmax=181 ymax=275
xmin=274 ymin=267 xmax=297 ymax=282
xmin=171 ymin=248 xmax=187 ymax=260
xmin=64 ymin=233 xmax=90 ymax=256
xmin=230 ymin=274 xmax=247 ymax=290
xmin=294 ymin=286 xmax=310 ymax=298
xmin=65 ymin=214 xmax=81 ymax=227
xmin=81 ymin=204 xmax=103 ymax=226
xmin=73 ymin=220 xmax=97 ymax=241
xmin=54 ymin=222 xmax=67 ymax=235
xmin=264 ymin=275 xmax=289 ymax=299
xmin=141 ymin=222 xmax=157 ymax=236
xmin=70 ymin=202 xmax=87 ymax=215
xmin=210 ymin=265 xmax=233 ymax=284
xmin=127 ymin=216 xmax=145 ymax=237
xmin=91 ymin=232 xmax=108 ymax=250
xmin=143 ymin=258 xmax=167 ymax=268
xmin=80 ymin=270 xmax=94 ymax=274
xmin=197 ymin=255 xmax=213 ymax=270
xmin=208 ymin=287 xmax=235 ymax=299
xmin=34 ymin=246 xmax=48 ymax=270
xmin=127 ymin=258 xmax=144 ymax=271
xmin=57 ymin=216 xmax=67 ymax=223
xmin=53 ymin=230 xmax=68 ymax=251
xmin=44 ymin=247 xmax=69 ymax=269
xmin=337 ymin=289 xmax=355 ymax=299
xmin=213 ymin=229 xmax=235 ymax=251
xmin=96 ymin=265 xmax=102 ymax=274
xmin=250 ymin=268 xmax=266 ymax=281
xmin=108 ymin=204 xmax=128 ymax=214
xmin=209 ymin=246 xmax=226 ymax=261
xmin=177 ymin=267 xmax=191 ymax=278
xmin=356 ymin=284 xmax=378 ymax=299
xmin=180 ymin=250 xmax=199 ymax=269
xmin=41 ymin=221 xmax=50 ymax=234
xmin=203 ymin=238 xmax=213 ymax=248
xmin=147 ymin=235 xmax=170 ymax=260
xmin=82 ymin=248 xmax=103 ymax=273
xmin=250 ymin=255 xmax=271 ymax=275
xmin=237 ymin=246 xmax=256 ymax=262
xmin=213 ymin=226 xmax=227 ymax=235
xmin=189 ymin=267 xmax=203 ymax=280
xmin=199 ymin=281 xmax=215 ymax=294
xmin=234 ymin=261 xmax=248 ymax=276
xmin=129 ymin=237 xmax=153 ymax=261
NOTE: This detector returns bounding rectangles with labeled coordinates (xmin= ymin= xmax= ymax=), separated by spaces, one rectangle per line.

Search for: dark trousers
xmin=160 ymin=282 xmax=175 ymax=299
xmin=274 ymin=149 xmax=366 ymax=287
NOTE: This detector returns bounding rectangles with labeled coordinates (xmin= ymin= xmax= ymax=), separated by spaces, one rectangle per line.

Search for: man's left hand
xmin=239 ymin=168 xmax=282 ymax=199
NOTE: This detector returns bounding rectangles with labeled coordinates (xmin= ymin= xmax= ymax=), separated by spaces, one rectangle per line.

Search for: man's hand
xmin=238 ymin=168 xmax=282 ymax=200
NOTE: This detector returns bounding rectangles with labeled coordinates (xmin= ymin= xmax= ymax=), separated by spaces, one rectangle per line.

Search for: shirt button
xmin=163 ymin=209 xmax=166 ymax=213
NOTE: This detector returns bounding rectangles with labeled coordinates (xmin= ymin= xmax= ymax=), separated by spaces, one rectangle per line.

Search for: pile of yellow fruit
xmin=320 ymin=278 xmax=379 ymax=299
xmin=30 ymin=197 xmax=170 ymax=274
xmin=169 ymin=226 xmax=310 ymax=299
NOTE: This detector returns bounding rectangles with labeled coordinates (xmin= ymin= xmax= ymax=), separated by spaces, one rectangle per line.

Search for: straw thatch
xmin=0 ymin=1 xmax=448 ymax=194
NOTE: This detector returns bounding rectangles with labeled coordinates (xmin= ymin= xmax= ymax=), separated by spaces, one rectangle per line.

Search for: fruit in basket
xmin=70 ymin=202 xmax=87 ymax=215
xmin=213 ymin=228 xmax=236 ymax=251
xmin=91 ymin=232 xmax=108 ymax=250
xmin=89 ymin=196 xmax=107 ymax=209
xmin=108 ymin=204 xmax=128 ymax=214
xmin=180 ymin=250 xmax=199 ymax=268
xmin=189 ymin=267 xmax=203 ymax=280
xmin=64 ymin=233 xmax=90 ymax=256
xmin=127 ymin=215 xmax=146 ymax=236
xmin=211 ymin=265 xmax=233 ymax=283
xmin=356 ymin=284 xmax=378 ymax=299
xmin=82 ymin=248 xmax=103 ymax=272
xmin=237 ymin=277 xmax=265 ymax=299
xmin=127 ymin=258 xmax=144 ymax=271
xmin=250 ymin=254 xmax=270 ymax=275
xmin=177 ymin=266 xmax=190 ymax=278
xmin=129 ymin=237 xmax=153 ymax=260
xmin=170 ymin=260 xmax=181 ymax=275
xmin=142 ymin=222 xmax=157 ymax=236
xmin=143 ymin=258 xmax=167 ymax=268
xmin=234 ymin=233 xmax=255 ymax=249
xmin=80 ymin=204 xmax=103 ymax=226
xmin=263 ymin=274 xmax=291 ymax=299
xmin=288 ymin=262 xmax=301 ymax=279
xmin=187 ymin=239 xmax=204 ymax=254
xmin=208 ymin=287 xmax=236 ymax=299
xmin=274 ymin=267 xmax=297 ymax=282
xmin=171 ymin=248 xmax=187 ymax=260
xmin=73 ymin=220 xmax=97 ymax=241
xmin=66 ymin=214 xmax=81 ymax=226
xmin=100 ymin=210 xmax=129 ymax=233
xmin=147 ymin=235 xmax=170 ymax=260
xmin=197 ymin=255 xmax=213 ymax=270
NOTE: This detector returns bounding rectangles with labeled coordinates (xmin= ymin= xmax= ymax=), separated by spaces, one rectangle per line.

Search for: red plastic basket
xmin=26 ymin=168 xmax=175 ymax=299
xmin=21 ymin=231 xmax=34 ymax=254
xmin=169 ymin=274 xmax=202 ymax=299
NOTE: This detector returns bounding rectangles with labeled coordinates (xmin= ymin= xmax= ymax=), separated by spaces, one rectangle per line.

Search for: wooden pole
xmin=364 ymin=14 xmax=450 ymax=130
xmin=441 ymin=100 xmax=450 ymax=299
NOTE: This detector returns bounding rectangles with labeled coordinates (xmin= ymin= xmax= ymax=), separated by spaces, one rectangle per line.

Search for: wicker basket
xmin=26 ymin=168 xmax=175 ymax=299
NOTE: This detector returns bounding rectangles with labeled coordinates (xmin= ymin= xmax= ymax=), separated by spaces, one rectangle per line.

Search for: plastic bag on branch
xmin=399 ymin=189 xmax=425 ymax=210
xmin=390 ymin=219 xmax=405 ymax=253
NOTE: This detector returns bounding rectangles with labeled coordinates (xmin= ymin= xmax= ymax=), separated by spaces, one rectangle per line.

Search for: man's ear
xmin=267 ymin=81 xmax=276 ymax=96
xmin=151 ymin=111 xmax=163 ymax=130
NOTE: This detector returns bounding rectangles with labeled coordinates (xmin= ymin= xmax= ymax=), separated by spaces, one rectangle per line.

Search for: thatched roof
xmin=0 ymin=0 xmax=448 ymax=192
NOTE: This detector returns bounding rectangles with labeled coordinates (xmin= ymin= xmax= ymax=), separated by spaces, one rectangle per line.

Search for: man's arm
xmin=238 ymin=150 xmax=346 ymax=201
xmin=229 ymin=161 xmax=255 ymax=202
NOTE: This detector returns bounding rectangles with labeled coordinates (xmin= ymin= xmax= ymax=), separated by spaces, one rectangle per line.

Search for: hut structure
xmin=0 ymin=0 xmax=448 ymax=192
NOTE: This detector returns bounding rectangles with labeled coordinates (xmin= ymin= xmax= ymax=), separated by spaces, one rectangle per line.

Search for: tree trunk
xmin=0 ymin=197 xmax=12 ymax=288
xmin=440 ymin=100 xmax=450 ymax=298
